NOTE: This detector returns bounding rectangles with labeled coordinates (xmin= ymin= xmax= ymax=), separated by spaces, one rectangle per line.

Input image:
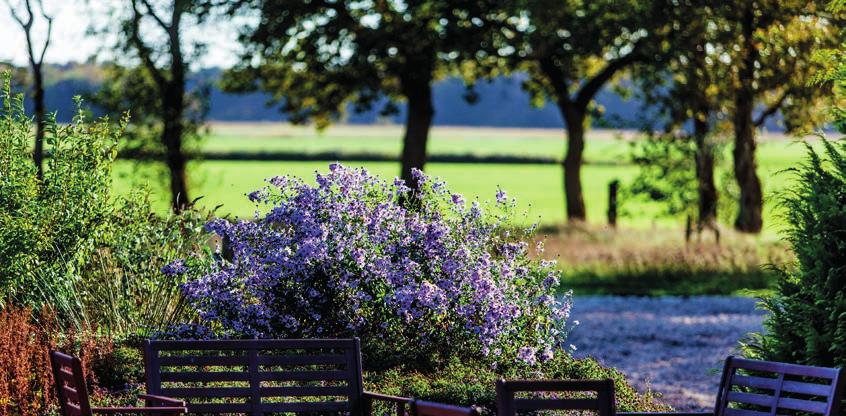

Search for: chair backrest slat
xmin=496 ymin=379 xmax=616 ymax=416
xmin=50 ymin=351 xmax=93 ymax=416
xmin=715 ymin=356 xmax=846 ymax=416
xmin=144 ymin=338 xmax=364 ymax=415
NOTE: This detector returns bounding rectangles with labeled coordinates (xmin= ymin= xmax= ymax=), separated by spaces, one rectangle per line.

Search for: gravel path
xmin=568 ymin=296 xmax=767 ymax=411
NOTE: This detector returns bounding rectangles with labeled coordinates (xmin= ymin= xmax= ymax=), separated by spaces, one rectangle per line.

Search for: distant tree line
xmin=5 ymin=0 xmax=841 ymax=233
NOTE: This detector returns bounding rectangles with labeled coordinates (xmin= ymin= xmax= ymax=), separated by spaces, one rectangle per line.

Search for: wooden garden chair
xmin=619 ymin=356 xmax=846 ymax=416
xmin=496 ymin=378 xmax=616 ymax=416
xmin=50 ymin=351 xmax=187 ymax=416
xmin=412 ymin=400 xmax=481 ymax=416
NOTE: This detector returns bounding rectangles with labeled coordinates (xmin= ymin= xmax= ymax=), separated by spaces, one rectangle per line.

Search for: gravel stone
xmin=568 ymin=296 xmax=767 ymax=411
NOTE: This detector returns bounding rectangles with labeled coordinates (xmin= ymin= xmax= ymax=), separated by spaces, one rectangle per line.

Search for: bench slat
xmin=513 ymin=398 xmax=600 ymax=411
xmin=730 ymin=358 xmax=840 ymax=379
xmin=257 ymin=354 xmax=347 ymax=366
xmin=160 ymin=371 xmax=250 ymax=382
xmin=183 ymin=402 xmax=252 ymax=413
xmin=259 ymin=386 xmax=350 ymax=397
xmin=258 ymin=401 xmax=349 ymax=412
xmin=159 ymin=387 xmax=251 ymax=398
xmin=777 ymin=397 xmax=828 ymax=414
xmin=781 ymin=380 xmax=832 ymax=396
xmin=726 ymin=391 xmax=775 ymax=407
xmin=159 ymin=355 xmax=248 ymax=366
xmin=150 ymin=339 xmax=356 ymax=350
xmin=258 ymin=370 xmax=351 ymax=381
xmin=731 ymin=375 xmax=779 ymax=390
xmin=724 ymin=408 xmax=771 ymax=416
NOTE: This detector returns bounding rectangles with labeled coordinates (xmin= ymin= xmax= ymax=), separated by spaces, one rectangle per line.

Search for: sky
xmin=0 ymin=1 xmax=242 ymax=68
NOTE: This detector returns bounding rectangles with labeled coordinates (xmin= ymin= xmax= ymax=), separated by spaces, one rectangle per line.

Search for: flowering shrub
xmin=178 ymin=164 xmax=573 ymax=369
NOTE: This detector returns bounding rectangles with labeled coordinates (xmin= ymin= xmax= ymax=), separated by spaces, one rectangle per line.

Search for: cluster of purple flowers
xmin=180 ymin=164 xmax=573 ymax=365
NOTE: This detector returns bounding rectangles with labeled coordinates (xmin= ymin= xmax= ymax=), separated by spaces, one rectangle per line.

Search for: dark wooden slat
xmin=61 ymin=385 xmax=79 ymax=402
xmin=513 ymin=398 xmax=600 ymax=411
xmin=257 ymin=354 xmax=347 ymax=366
xmin=258 ymin=369 xmax=350 ymax=381
xmin=150 ymin=339 xmax=357 ymax=350
xmin=731 ymin=358 xmax=840 ymax=379
xmin=777 ymin=397 xmax=828 ymax=414
xmin=185 ymin=402 xmax=252 ymax=413
xmin=158 ymin=355 xmax=248 ymax=366
xmin=731 ymin=375 xmax=779 ymax=390
xmin=159 ymin=387 xmax=251 ymax=398
xmin=257 ymin=401 xmax=349 ymax=412
xmin=500 ymin=379 xmax=613 ymax=392
xmin=259 ymin=385 xmax=350 ymax=397
xmin=723 ymin=408 xmax=771 ymax=416
xmin=160 ymin=371 xmax=250 ymax=382
xmin=781 ymin=380 xmax=832 ymax=396
xmin=618 ymin=412 xmax=713 ymax=416
xmin=726 ymin=391 xmax=775 ymax=407
xmin=66 ymin=402 xmax=83 ymax=416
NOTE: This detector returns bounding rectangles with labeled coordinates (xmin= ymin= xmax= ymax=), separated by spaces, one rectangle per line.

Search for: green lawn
xmin=115 ymin=123 xmax=810 ymax=231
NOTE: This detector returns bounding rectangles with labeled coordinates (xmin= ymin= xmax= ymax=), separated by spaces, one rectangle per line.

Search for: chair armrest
xmin=91 ymin=406 xmax=187 ymax=414
xmin=619 ymin=412 xmax=713 ymax=416
xmin=138 ymin=394 xmax=187 ymax=407
xmin=362 ymin=391 xmax=412 ymax=404
xmin=362 ymin=391 xmax=412 ymax=416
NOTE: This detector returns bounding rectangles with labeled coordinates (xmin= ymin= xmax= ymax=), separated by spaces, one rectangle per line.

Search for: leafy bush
xmin=0 ymin=75 xmax=120 ymax=313
xmin=745 ymin=139 xmax=846 ymax=367
xmin=176 ymin=164 xmax=573 ymax=370
xmin=0 ymin=73 xmax=207 ymax=336
xmin=365 ymin=355 xmax=670 ymax=415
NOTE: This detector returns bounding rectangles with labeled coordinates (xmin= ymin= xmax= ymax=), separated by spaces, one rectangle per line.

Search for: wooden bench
xmin=621 ymin=355 xmax=846 ymax=416
xmin=143 ymin=338 xmax=410 ymax=415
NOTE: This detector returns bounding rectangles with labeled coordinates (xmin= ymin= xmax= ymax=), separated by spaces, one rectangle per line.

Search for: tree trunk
xmin=32 ymin=64 xmax=45 ymax=179
xmin=162 ymin=86 xmax=189 ymax=212
xmin=560 ymin=105 xmax=587 ymax=221
xmin=693 ymin=117 xmax=717 ymax=227
xmin=399 ymin=81 xmax=434 ymax=191
xmin=733 ymin=4 xmax=763 ymax=233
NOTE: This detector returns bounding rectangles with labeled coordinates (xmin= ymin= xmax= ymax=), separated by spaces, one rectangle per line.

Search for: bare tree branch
xmin=129 ymin=0 xmax=168 ymax=89
xmin=35 ymin=0 xmax=52 ymax=65
xmin=140 ymin=0 xmax=171 ymax=31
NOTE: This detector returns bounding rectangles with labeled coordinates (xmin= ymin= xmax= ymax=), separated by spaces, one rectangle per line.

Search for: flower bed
xmin=172 ymin=164 xmax=573 ymax=370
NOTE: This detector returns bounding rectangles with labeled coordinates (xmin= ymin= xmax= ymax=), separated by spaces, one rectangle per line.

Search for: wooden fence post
xmin=607 ymin=180 xmax=619 ymax=228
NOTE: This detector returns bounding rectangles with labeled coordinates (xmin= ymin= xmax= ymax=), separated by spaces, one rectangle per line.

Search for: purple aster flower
xmin=161 ymin=259 xmax=188 ymax=276
xmin=496 ymin=188 xmax=507 ymax=204
xmin=517 ymin=346 xmax=537 ymax=365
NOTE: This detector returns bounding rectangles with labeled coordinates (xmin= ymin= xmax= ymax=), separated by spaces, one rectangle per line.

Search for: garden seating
xmin=495 ymin=379 xmax=617 ymax=416
xmin=411 ymin=400 xmax=480 ymax=416
xmin=620 ymin=355 xmax=846 ymax=416
xmin=50 ymin=351 xmax=187 ymax=416
xmin=142 ymin=338 xmax=410 ymax=415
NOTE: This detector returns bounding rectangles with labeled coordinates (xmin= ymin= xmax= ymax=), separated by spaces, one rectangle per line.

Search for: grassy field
xmin=114 ymin=122 xmax=813 ymax=232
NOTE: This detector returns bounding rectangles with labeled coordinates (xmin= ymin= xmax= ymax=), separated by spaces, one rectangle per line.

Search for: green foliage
xmin=514 ymin=0 xmax=664 ymax=114
xmin=90 ymin=63 xmax=208 ymax=155
xmin=745 ymin=139 xmax=846 ymax=367
xmin=626 ymin=133 xmax=700 ymax=220
xmin=365 ymin=355 xmax=670 ymax=415
xmin=222 ymin=0 xmax=501 ymax=126
xmin=811 ymin=1 xmax=846 ymax=132
xmin=0 ymin=73 xmax=121 ymax=311
xmin=0 ymin=73 xmax=207 ymax=336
